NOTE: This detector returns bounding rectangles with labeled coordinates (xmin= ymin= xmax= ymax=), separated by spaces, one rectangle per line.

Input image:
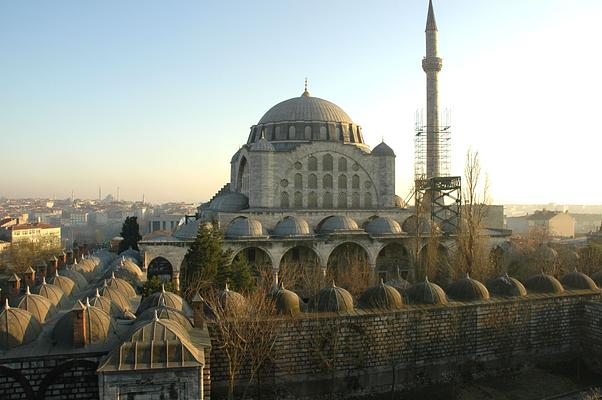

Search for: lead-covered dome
xmin=406 ymin=278 xmax=447 ymax=305
xmin=136 ymin=285 xmax=193 ymax=318
xmin=17 ymin=286 xmax=57 ymax=322
xmin=259 ymin=95 xmax=353 ymax=125
xmin=524 ymin=272 xmax=564 ymax=294
xmin=52 ymin=301 xmax=116 ymax=347
xmin=225 ymin=217 xmax=267 ymax=239
xmin=486 ymin=274 xmax=527 ymax=297
xmin=273 ymin=216 xmax=312 ymax=237
xmin=364 ymin=216 xmax=402 ymax=236
xmin=560 ymin=270 xmax=598 ymax=290
xmin=273 ymin=283 xmax=303 ymax=316
xmin=318 ymin=216 xmax=360 ymax=234
xmin=446 ymin=274 xmax=490 ymax=301
xmin=33 ymin=277 xmax=67 ymax=308
xmin=372 ymin=141 xmax=395 ymax=156
xmin=208 ymin=191 xmax=249 ymax=213
xmin=0 ymin=300 xmax=42 ymax=350
xmin=314 ymin=281 xmax=354 ymax=313
xmin=359 ymin=280 xmax=403 ymax=310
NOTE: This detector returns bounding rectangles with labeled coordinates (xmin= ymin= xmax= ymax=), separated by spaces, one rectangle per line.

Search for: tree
xmin=229 ymin=253 xmax=256 ymax=293
xmin=141 ymin=275 xmax=177 ymax=298
xmin=1 ymin=236 xmax=61 ymax=273
xmin=118 ymin=216 xmax=142 ymax=252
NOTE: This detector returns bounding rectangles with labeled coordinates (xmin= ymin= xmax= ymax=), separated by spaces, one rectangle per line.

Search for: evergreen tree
xmin=229 ymin=253 xmax=255 ymax=293
xmin=141 ymin=275 xmax=177 ymax=298
xmin=118 ymin=216 xmax=142 ymax=252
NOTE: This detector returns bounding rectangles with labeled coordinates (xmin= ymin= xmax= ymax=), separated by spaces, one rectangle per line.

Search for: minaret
xmin=422 ymin=0 xmax=443 ymax=178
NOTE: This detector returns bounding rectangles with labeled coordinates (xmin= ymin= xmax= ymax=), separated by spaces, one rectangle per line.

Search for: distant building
xmin=2 ymin=222 xmax=61 ymax=245
xmin=481 ymin=205 xmax=504 ymax=230
xmin=527 ymin=210 xmax=576 ymax=238
xmin=69 ymin=211 xmax=88 ymax=226
xmin=146 ymin=214 xmax=184 ymax=234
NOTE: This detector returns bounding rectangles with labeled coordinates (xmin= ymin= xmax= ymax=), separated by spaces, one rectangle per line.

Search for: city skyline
xmin=1 ymin=0 xmax=601 ymax=204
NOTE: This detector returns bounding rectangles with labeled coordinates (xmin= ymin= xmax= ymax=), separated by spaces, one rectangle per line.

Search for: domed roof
xmin=258 ymin=94 xmax=353 ymax=125
xmin=130 ymin=313 xmax=190 ymax=342
xmin=523 ymin=272 xmax=564 ymax=294
xmin=446 ymin=274 xmax=490 ymax=301
xmin=359 ymin=280 xmax=403 ymax=310
xmin=401 ymin=215 xmax=431 ymax=234
xmin=139 ymin=304 xmax=193 ymax=331
xmin=52 ymin=301 xmax=116 ymax=347
xmin=60 ymin=267 xmax=88 ymax=292
xmin=87 ymin=289 xmax=117 ymax=316
xmin=136 ymin=285 xmax=193 ymax=318
xmin=364 ymin=217 xmax=402 ymax=236
xmin=49 ymin=271 xmax=77 ymax=298
xmin=273 ymin=216 xmax=312 ymax=237
xmin=106 ymin=272 xmax=137 ymax=298
xmin=208 ymin=191 xmax=249 ymax=213
xmin=393 ymin=195 xmax=405 ymax=208
xmin=315 ymin=281 xmax=354 ymax=313
xmin=318 ymin=216 xmax=360 ymax=234
xmin=98 ymin=281 xmax=132 ymax=312
xmin=0 ymin=300 xmax=42 ymax=350
xmin=486 ymin=274 xmax=527 ymax=297
xmin=225 ymin=217 xmax=267 ymax=239
xmin=406 ymin=278 xmax=447 ymax=305
xmin=250 ymin=137 xmax=275 ymax=152
xmin=385 ymin=276 xmax=412 ymax=292
xmin=33 ymin=277 xmax=67 ymax=308
xmin=372 ymin=141 xmax=395 ymax=156
xmin=273 ymin=283 xmax=303 ymax=316
xmin=173 ymin=219 xmax=204 ymax=240
xmin=217 ymin=284 xmax=247 ymax=316
xmin=17 ymin=286 xmax=57 ymax=322
xmin=560 ymin=270 xmax=598 ymax=290
xmin=119 ymin=248 xmax=141 ymax=263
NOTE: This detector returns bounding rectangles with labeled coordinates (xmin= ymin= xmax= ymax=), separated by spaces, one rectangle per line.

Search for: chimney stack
xmin=72 ymin=300 xmax=88 ymax=347
xmin=191 ymin=292 xmax=205 ymax=329
xmin=7 ymin=273 xmax=21 ymax=301
xmin=23 ymin=267 xmax=35 ymax=288
xmin=66 ymin=249 xmax=74 ymax=265
xmin=72 ymin=244 xmax=80 ymax=263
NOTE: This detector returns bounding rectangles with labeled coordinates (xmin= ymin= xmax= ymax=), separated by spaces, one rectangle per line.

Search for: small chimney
xmin=59 ymin=251 xmax=67 ymax=267
xmin=7 ymin=273 xmax=21 ymax=301
xmin=46 ymin=257 xmax=57 ymax=278
xmin=66 ymin=249 xmax=74 ymax=265
xmin=72 ymin=300 xmax=88 ymax=347
xmin=23 ymin=267 xmax=35 ymax=288
xmin=191 ymin=292 xmax=205 ymax=329
xmin=72 ymin=246 xmax=80 ymax=262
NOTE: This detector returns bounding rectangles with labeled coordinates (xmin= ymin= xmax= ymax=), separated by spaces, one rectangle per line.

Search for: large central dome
xmin=246 ymin=89 xmax=365 ymax=148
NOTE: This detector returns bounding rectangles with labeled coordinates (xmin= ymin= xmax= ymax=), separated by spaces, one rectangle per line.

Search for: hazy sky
xmin=1 ymin=1 xmax=601 ymax=205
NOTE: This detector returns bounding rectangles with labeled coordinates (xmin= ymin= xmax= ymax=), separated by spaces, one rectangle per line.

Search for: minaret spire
xmin=422 ymin=0 xmax=443 ymax=178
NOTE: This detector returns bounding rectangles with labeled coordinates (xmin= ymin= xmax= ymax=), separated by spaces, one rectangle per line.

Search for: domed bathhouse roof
xmin=60 ymin=267 xmax=88 ymax=292
xmin=87 ymin=289 xmax=116 ymax=316
xmin=0 ymin=300 xmax=42 ymax=350
xmin=273 ymin=216 xmax=312 ymax=238
xmin=106 ymin=272 xmax=137 ymax=298
xmin=486 ymin=274 xmax=527 ymax=297
xmin=372 ymin=141 xmax=395 ymax=156
xmin=315 ymin=281 xmax=354 ymax=313
xmin=216 ymin=284 xmax=247 ymax=316
xmin=33 ymin=277 xmax=67 ymax=308
xmin=208 ymin=191 xmax=249 ymax=213
xmin=138 ymin=303 xmax=193 ymax=331
xmin=52 ymin=300 xmax=116 ymax=347
xmin=136 ymin=285 xmax=193 ymax=318
xmin=359 ymin=280 xmax=403 ymax=310
xmin=560 ymin=269 xmax=598 ymax=290
xmin=364 ymin=216 xmax=402 ymax=236
xmin=17 ymin=286 xmax=57 ymax=322
xmin=446 ymin=274 xmax=490 ymax=302
xmin=225 ymin=217 xmax=267 ymax=239
xmin=98 ymin=280 xmax=131 ymax=313
xmin=318 ymin=216 xmax=360 ymax=234
xmin=523 ymin=272 xmax=564 ymax=294
xmin=406 ymin=278 xmax=448 ymax=305
xmin=401 ymin=215 xmax=432 ymax=235
xmin=49 ymin=270 xmax=77 ymax=298
xmin=273 ymin=283 xmax=303 ymax=316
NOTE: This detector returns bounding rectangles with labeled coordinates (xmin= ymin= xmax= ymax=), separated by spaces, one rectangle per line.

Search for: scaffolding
xmin=414 ymin=109 xmax=452 ymax=181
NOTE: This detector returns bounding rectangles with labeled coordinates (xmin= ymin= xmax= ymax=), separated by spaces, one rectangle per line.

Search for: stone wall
xmin=209 ymin=291 xmax=601 ymax=399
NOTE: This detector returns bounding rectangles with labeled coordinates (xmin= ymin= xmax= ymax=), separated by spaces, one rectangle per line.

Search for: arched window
xmin=308 ymin=156 xmax=317 ymax=171
xmin=322 ymin=174 xmax=333 ymax=189
xmin=289 ymin=126 xmax=296 ymax=139
xmin=365 ymin=192 xmax=373 ymax=208
xmin=323 ymin=154 xmax=333 ymax=171
xmin=337 ymin=192 xmax=347 ymax=209
xmin=352 ymin=174 xmax=360 ymax=189
xmin=352 ymin=193 xmax=360 ymax=208
xmin=294 ymin=191 xmax=303 ymax=208
xmin=338 ymin=175 xmax=347 ymax=189
xmin=275 ymin=126 xmax=284 ymax=140
xmin=323 ymin=192 xmax=333 ymax=208
xmin=308 ymin=174 xmax=317 ymax=189
xmin=305 ymin=126 xmax=312 ymax=139
xmin=308 ymin=192 xmax=318 ymax=208
xmin=281 ymin=192 xmax=289 ymax=208
xmin=320 ymin=126 xmax=327 ymax=140
xmin=349 ymin=125 xmax=355 ymax=143
xmin=294 ymin=173 xmax=303 ymax=189
xmin=338 ymin=157 xmax=347 ymax=172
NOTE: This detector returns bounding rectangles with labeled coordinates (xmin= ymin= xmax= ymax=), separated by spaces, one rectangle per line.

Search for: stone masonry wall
xmin=210 ymin=291 xmax=601 ymax=399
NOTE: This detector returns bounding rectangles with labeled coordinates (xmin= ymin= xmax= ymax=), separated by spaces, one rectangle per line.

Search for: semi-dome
xmin=52 ymin=301 xmax=116 ymax=347
xmin=33 ymin=277 xmax=67 ymax=308
xmin=401 ymin=215 xmax=431 ymax=234
xmin=208 ymin=191 xmax=249 ymax=213
xmin=250 ymin=137 xmax=275 ymax=152
xmin=315 ymin=282 xmax=354 ymax=313
xmin=359 ymin=280 xmax=403 ymax=310
xmin=406 ymin=278 xmax=447 ymax=305
xmin=136 ymin=285 xmax=193 ymax=318
xmin=523 ymin=272 xmax=564 ymax=294
xmin=225 ymin=217 xmax=267 ymax=239
xmin=273 ymin=216 xmax=312 ymax=237
xmin=273 ymin=283 xmax=303 ymax=316
xmin=318 ymin=216 xmax=360 ymax=234
xmin=560 ymin=270 xmax=598 ymax=290
xmin=364 ymin=216 xmax=402 ymax=236
xmin=486 ymin=274 xmax=527 ymax=297
xmin=17 ymin=286 xmax=57 ymax=322
xmin=372 ymin=141 xmax=395 ymax=156
xmin=217 ymin=284 xmax=247 ymax=316
xmin=139 ymin=304 xmax=193 ymax=331
xmin=259 ymin=94 xmax=353 ymax=125
xmin=446 ymin=274 xmax=490 ymax=301
xmin=98 ymin=281 xmax=132 ymax=313
xmin=106 ymin=272 xmax=137 ymax=298
xmin=0 ymin=300 xmax=42 ymax=350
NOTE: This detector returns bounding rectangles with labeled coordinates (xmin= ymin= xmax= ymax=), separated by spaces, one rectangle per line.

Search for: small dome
xmin=225 ymin=217 xmax=267 ymax=239
xmin=52 ymin=301 xmax=116 ymax=347
xmin=250 ymin=137 xmax=275 ymax=152
xmin=106 ymin=272 xmax=137 ymax=298
xmin=486 ymin=274 xmax=527 ymax=297
xmin=406 ymin=278 xmax=447 ymax=305
xmin=446 ymin=274 xmax=490 ymax=301
xmin=318 ymin=216 xmax=360 ymax=234
xmin=273 ymin=283 xmax=303 ymax=316
xmin=315 ymin=282 xmax=354 ymax=312
xmin=273 ymin=216 xmax=312 ymax=237
xmin=136 ymin=285 xmax=193 ymax=318
xmin=385 ymin=276 xmax=412 ymax=292
xmin=0 ymin=301 xmax=42 ymax=350
xmin=33 ymin=277 xmax=67 ymax=308
xmin=98 ymin=281 xmax=132 ymax=312
xmin=393 ymin=195 xmax=404 ymax=208
xmin=401 ymin=215 xmax=431 ymax=234
xmin=130 ymin=314 xmax=190 ymax=342
xmin=209 ymin=191 xmax=249 ymax=212
xmin=173 ymin=219 xmax=203 ymax=240
xmin=359 ymin=280 xmax=403 ymax=310
xmin=139 ymin=304 xmax=193 ymax=331
xmin=560 ymin=270 xmax=598 ymax=290
xmin=218 ymin=284 xmax=247 ymax=316
xmin=113 ymin=258 xmax=145 ymax=286
xmin=87 ymin=289 xmax=116 ymax=316
xmin=364 ymin=217 xmax=402 ymax=236
xmin=49 ymin=271 xmax=77 ymax=298
xmin=119 ymin=248 xmax=141 ymax=263
xmin=372 ymin=142 xmax=395 ymax=156
xmin=60 ymin=267 xmax=88 ymax=291
xmin=523 ymin=272 xmax=564 ymax=294
xmin=17 ymin=287 xmax=57 ymax=322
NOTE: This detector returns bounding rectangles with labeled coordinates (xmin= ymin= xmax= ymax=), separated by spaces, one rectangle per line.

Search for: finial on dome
xmin=73 ymin=258 xmax=78 ymax=265
xmin=42 ymin=276 xmax=47 ymax=285
xmin=103 ymin=279 xmax=108 ymax=288
xmin=4 ymin=298 xmax=9 ymax=310
xmin=380 ymin=278 xmax=385 ymax=286
xmin=224 ymin=283 xmax=229 ymax=292
xmin=55 ymin=269 xmax=59 ymax=277
xmin=95 ymin=288 xmax=100 ymax=298
xmin=302 ymin=77 xmax=310 ymax=97
xmin=111 ymin=271 xmax=115 ymax=279
xmin=154 ymin=309 xmax=159 ymax=321
xmin=85 ymin=297 xmax=91 ymax=307
xmin=330 ymin=280 xmax=336 ymax=288
xmin=26 ymin=286 xmax=31 ymax=295
xmin=161 ymin=284 xmax=165 ymax=293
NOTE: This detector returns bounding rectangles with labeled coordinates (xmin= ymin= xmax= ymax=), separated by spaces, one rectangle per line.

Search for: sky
xmin=1 ymin=0 xmax=601 ymax=205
